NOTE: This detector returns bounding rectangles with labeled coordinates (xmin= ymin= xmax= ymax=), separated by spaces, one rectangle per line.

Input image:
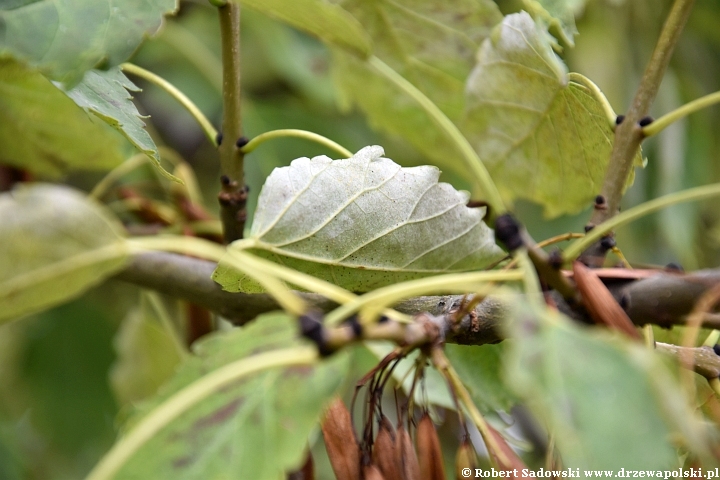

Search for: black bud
xmin=216 ymin=132 xmax=223 ymax=146
xmin=299 ymin=311 xmax=333 ymax=356
xmin=600 ymin=236 xmax=616 ymax=250
xmin=584 ymin=224 xmax=595 ymax=233
xmin=638 ymin=116 xmax=654 ymax=127
xmin=615 ymin=115 xmax=625 ymax=125
xmin=345 ymin=315 xmax=363 ymax=338
xmin=220 ymin=175 xmax=231 ymax=186
xmin=494 ymin=214 xmax=524 ymax=252
xmin=236 ymin=136 xmax=250 ymax=148
xmin=548 ymin=249 xmax=563 ymax=269
xmin=665 ymin=262 xmax=684 ymax=272
xmin=619 ymin=294 xmax=630 ymax=310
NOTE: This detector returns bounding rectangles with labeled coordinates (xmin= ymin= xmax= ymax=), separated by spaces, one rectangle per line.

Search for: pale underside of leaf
xmin=237 ymin=0 xmax=371 ymax=58
xmin=0 ymin=184 xmax=128 ymax=324
xmin=65 ymin=67 xmax=178 ymax=181
xmin=0 ymin=58 xmax=128 ymax=177
xmin=462 ymin=12 xmax=642 ymax=217
xmin=215 ymin=146 xmax=504 ymax=293
xmin=0 ymin=0 xmax=178 ymax=85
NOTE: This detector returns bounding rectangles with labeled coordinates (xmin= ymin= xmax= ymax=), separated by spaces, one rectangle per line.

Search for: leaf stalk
xmin=240 ymin=129 xmax=353 ymax=158
xmin=120 ymin=63 xmax=218 ymax=146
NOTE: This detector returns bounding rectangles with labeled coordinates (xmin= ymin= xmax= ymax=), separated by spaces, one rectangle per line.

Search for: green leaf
xmin=0 ymin=58 xmax=128 ymax=177
xmin=445 ymin=343 xmax=517 ymax=413
xmin=110 ymin=295 xmax=183 ymax=407
xmin=330 ymin=0 xmax=502 ymax=179
xmin=64 ymin=67 xmax=178 ymax=182
xmin=114 ymin=313 xmax=348 ymax=479
xmin=462 ymin=13 xmax=642 ymax=217
xmin=523 ymin=0 xmax=587 ymax=46
xmin=0 ymin=0 xmax=178 ymax=85
xmin=505 ymin=302 xmax=708 ymax=469
xmin=213 ymin=146 xmax=505 ymax=293
xmin=0 ymin=184 xmax=129 ymax=324
xmin=237 ymin=0 xmax=371 ymax=59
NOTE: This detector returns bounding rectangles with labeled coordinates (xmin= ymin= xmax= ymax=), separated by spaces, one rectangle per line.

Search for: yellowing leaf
xmin=462 ymin=13 xmax=642 ymax=217
xmin=213 ymin=146 xmax=504 ymax=293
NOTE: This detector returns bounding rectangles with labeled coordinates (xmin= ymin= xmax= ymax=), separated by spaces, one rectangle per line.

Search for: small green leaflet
xmin=213 ymin=146 xmax=505 ymax=293
xmin=65 ymin=67 xmax=179 ymax=182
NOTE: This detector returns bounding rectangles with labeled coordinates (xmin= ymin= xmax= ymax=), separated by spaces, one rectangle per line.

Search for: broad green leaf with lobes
xmin=115 ymin=313 xmax=348 ymax=479
xmin=0 ymin=58 xmax=127 ymax=177
xmin=330 ymin=0 xmax=503 ymax=184
xmin=65 ymin=68 xmax=177 ymax=182
xmin=213 ymin=146 xmax=505 ymax=293
xmin=237 ymin=0 xmax=371 ymax=58
xmin=0 ymin=0 xmax=178 ymax=85
xmin=462 ymin=13 xmax=642 ymax=217
xmin=505 ymin=302 xmax=708 ymax=469
xmin=0 ymin=184 xmax=129 ymax=324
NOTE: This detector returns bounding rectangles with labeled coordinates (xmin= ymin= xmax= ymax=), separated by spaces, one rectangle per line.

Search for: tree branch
xmin=582 ymin=0 xmax=695 ymax=266
xmin=114 ymin=252 xmax=720 ymax=343
xmin=217 ymin=2 xmax=247 ymax=243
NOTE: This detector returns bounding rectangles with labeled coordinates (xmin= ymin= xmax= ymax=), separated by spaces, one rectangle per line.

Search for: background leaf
xmin=330 ymin=0 xmax=502 ymax=181
xmin=0 ymin=58 xmax=128 ymax=177
xmin=0 ymin=184 xmax=128 ymax=324
xmin=115 ymin=313 xmax=349 ymax=479
xmin=462 ymin=12 xmax=642 ymax=217
xmin=214 ymin=146 xmax=504 ymax=293
xmin=504 ymin=301 xmax=707 ymax=469
xmin=64 ymin=67 xmax=175 ymax=181
xmin=237 ymin=0 xmax=371 ymax=59
xmin=445 ymin=343 xmax=517 ymax=413
xmin=523 ymin=0 xmax=587 ymax=46
xmin=0 ymin=0 xmax=178 ymax=85
xmin=110 ymin=294 xmax=183 ymax=407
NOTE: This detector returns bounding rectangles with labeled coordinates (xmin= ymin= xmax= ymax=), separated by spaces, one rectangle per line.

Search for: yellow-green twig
xmin=564 ymin=183 xmax=720 ymax=261
xmin=643 ymin=91 xmax=720 ymax=137
xmin=121 ymin=63 xmax=218 ymax=146
xmin=240 ymin=129 xmax=353 ymax=158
